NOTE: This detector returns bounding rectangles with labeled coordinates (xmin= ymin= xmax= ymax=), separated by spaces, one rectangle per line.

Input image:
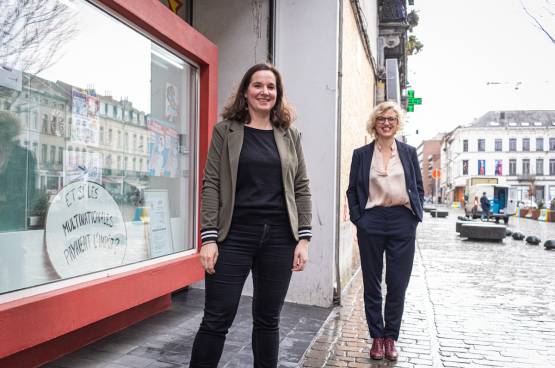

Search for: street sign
xmin=407 ymin=90 xmax=422 ymax=112
xmin=432 ymin=169 xmax=441 ymax=179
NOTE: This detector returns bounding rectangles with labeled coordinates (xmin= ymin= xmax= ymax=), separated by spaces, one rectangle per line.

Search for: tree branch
xmin=519 ymin=0 xmax=555 ymax=45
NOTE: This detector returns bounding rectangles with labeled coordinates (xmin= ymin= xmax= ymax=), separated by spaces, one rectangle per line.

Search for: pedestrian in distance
xmin=346 ymin=101 xmax=424 ymax=361
xmin=480 ymin=191 xmax=491 ymax=221
xmin=190 ymin=63 xmax=313 ymax=368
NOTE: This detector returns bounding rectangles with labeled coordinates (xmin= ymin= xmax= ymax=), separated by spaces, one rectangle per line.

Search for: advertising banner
xmin=71 ymin=87 xmax=99 ymax=146
xmin=478 ymin=160 xmax=485 ymax=175
xmin=164 ymin=122 xmax=180 ymax=178
xmin=462 ymin=160 xmax=468 ymax=176
xmin=165 ymin=83 xmax=179 ymax=124
xmin=148 ymin=118 xmax=180 ymax=178
xmin=495 ymin=160 xmax=502 ymax=175
xmin=148 ymin=118 xmax=166 ymax=177
xmin=63 ymin=151 xmax=103 ymax=185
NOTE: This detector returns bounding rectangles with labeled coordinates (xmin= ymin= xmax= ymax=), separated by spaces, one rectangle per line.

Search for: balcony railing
xmin=518 ymin=173 xmax=536 ymax=182
xmin=380 ymin=0 xmax=407 ymax=23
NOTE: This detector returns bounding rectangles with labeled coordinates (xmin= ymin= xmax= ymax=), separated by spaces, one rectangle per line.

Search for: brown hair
xmin=221 ymin=63 xmax=296 ymax=130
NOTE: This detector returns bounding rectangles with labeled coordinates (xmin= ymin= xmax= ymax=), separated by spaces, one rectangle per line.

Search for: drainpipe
xmin=268 ymin=0 xmax=276 ymax=64
xmin=334 ymin=0 xmax=344 ymax=307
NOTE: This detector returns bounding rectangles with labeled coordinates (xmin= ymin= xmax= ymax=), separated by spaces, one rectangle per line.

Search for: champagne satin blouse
xmin=365 ymin=140 xmax=413 ymax=212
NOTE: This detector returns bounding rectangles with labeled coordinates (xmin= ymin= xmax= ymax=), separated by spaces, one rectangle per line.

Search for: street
xmin=302 ymin=208 xmax=555 ymax=367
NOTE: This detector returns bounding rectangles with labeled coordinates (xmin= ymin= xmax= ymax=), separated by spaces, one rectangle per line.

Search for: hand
xmin=200 ymin=242 xmax=219 ymax=274
xmin=292 ymin=239 xmax=309 ymax=272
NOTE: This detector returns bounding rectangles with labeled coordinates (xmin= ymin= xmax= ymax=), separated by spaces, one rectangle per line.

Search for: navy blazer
xmin=346 ymin=139 xmax=424 ymax=223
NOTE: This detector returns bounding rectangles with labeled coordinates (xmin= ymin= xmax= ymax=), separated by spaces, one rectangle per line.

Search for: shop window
xmin=537 ymin=159 xmax=544 ymax=175
xmin=0 ymin=0 xmax=199 ymax=295
xmin=509 ymin=159 xmax=516 ymax=175
xmin=522 ymin=138 xmax=530 ymax=151
xmin=537 ymin=138 xmax=544 ymax=151
xmin=478 ymin=139 xmax=485 ymax=151
xmin=509 ymin=139 xmax=516 ymax=151
xmin=495 ymin=139 xmax=502 ymax=151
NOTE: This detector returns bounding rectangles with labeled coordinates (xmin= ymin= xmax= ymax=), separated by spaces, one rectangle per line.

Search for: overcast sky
xmin=404 ymin=0 xmax=555 ymax=147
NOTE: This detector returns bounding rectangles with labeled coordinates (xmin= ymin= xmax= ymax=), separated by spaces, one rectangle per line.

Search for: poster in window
xmin=478 ymin=160 xmax=485 ymax=175
xmin=148 ymin=118 xmax=166 ymax=177
xmin=63 ymin=151 xmax=102 ymax=185
xmin=164 ymin=122 xmax=180 ymax=178
xmin=145 ymin=191 xmax=174 ymax=258
xmin=165 ymin=83 xmax=179 ymax=124
xmin=495 ymin=160 xmax=502 ymax=175
xmin=71 ymin=87 xmax=99 ymax=147
xmin=462 ymin=160 xmax=468 ymax=175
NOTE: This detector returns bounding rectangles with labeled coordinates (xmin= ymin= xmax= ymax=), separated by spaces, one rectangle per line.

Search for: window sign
xmin=145 ymin=190 xmax=173 ymax=258
xmin=495 ymin=160 xmax=502 ymax=175
xmin=45 ymin=181 xmax=127 ymax=279
xmin=64 ymin=151 xmax=102 ymax=185
xmin=478 ymin=160 xmax=485 ymax=175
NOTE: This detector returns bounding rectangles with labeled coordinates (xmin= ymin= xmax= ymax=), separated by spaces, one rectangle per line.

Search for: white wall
xmin=190 ymin=0 xmax=340 ymax=307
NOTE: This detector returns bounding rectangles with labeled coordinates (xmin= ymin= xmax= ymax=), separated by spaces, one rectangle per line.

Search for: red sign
xmin=432 ymin=169 xmax=441 ymax=179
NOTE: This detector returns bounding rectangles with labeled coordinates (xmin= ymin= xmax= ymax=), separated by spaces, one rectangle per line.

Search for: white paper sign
xmin=146 ymin=195 xmax=173 ymax=258
xmin=0 ymin=64 xmax=22 ymax=91
xmin=63 ymin=151 xmax=102 ymax=185
xmin=45 ymin=181 xmax=127 ymax=278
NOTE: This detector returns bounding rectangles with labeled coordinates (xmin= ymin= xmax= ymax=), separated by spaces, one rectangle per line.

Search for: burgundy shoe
xmin=384 ymin=338 xmax=398 ymax=360
xmin=370 ymin=338 xmax=384 ymax=360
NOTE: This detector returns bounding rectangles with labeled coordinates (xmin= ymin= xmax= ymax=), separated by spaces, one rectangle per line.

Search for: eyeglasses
xmin=377 ymin=117 xmax=398 ymax=124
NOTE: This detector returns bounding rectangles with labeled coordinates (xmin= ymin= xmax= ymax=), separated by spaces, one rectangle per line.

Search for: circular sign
xmin=432 ymin=169 xmax=441 ymax=179
xmin=45 ymin=181 xmax=127 ymax=279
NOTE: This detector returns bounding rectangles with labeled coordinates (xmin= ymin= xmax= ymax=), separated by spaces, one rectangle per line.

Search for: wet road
xmin=301 ymin=208 xmax=555 ymax=367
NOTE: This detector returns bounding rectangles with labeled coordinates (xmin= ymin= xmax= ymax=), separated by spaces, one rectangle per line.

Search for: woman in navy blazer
xmin=347 ymin=101 xmax=424 ymax=361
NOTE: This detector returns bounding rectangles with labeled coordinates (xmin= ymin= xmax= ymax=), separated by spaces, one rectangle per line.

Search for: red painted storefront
xmin=0 ymin=1 xmax=217 ymax=367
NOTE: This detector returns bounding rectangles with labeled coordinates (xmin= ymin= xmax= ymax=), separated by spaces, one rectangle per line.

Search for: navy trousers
xmin=190 ymin=223 xmax=297 ymax=368
xmin=355 ymin=206 xmax=418 ymax=340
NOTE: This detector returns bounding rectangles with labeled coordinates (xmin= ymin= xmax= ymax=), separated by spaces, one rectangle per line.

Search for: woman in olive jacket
xmin=190 ymin=63 xmax=312 ymax=368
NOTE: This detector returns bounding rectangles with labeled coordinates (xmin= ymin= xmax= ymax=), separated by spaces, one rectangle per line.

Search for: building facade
xmin=440 ymin=110 xmax=555 ymax=205
xmin=416 ymin=133 xmax=443 ymax=199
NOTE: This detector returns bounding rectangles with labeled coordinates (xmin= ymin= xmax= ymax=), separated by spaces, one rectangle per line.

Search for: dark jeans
xmin=190 ymin=223 xmax=297 ymax=368
xmin=355 ymin=206 xmax=418 ymax=340
xmin=481 ymin=207 xmax=490 ymax=221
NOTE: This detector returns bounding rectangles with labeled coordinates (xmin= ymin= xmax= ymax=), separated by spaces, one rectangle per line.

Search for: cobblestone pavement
xmin=301 ymin=209 xmax=555 ymax=368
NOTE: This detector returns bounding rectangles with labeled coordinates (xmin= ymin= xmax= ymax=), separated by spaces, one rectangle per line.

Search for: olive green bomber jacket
xmin=200 ymin=120 xmax=312 ymax=243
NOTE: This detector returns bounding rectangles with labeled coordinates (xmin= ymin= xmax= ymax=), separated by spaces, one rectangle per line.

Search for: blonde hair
xmin=366 ymin=101 xmax=406 ymax=140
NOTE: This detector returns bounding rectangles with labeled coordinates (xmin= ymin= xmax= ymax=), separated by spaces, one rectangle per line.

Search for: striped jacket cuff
xmin=200 ymin=229 xmax=218 ymax=242
xmin=298 ymin=227 xmax=312 ymax=241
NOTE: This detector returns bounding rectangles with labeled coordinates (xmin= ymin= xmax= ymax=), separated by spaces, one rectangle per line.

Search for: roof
xmin=462 ymin=110 xmax=555 ymax=128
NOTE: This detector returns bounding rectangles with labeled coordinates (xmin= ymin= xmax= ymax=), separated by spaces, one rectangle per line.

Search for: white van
xmin=464 ymin=184 xmax=517 ymax=223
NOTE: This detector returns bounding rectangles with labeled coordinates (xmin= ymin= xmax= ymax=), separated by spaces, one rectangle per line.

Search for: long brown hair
xmin=221 ymin=63 xmax=296 ymax=130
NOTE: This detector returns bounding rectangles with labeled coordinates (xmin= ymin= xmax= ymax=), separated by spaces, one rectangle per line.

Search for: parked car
xmin=518 ymin=199 xmax=538 ymax=209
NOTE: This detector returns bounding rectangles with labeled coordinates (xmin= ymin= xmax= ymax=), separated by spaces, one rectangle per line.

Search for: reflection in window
xmin=0 ymin=0 xmax=198 ymax=295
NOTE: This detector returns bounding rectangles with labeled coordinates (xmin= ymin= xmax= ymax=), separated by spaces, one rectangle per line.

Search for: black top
xmin=231 ymin=126 xmax=289 ymax=226
xmin=480 ymin=195 xmax=490 ymax=209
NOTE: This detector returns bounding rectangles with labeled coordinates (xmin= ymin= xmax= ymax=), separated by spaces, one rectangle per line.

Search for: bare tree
xmin=519 ymin=0 xmax=555 ymax=45
xmin=1 ymin=0 xmax=80 ymax=75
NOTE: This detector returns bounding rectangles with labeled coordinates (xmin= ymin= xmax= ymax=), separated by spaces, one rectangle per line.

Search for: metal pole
xmin=435 ymin=175 xmax=438 ymax=217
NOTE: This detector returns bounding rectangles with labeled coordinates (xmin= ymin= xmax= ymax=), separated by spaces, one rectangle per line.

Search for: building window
xmin=117 ymin=108 xmax=123 ymax=120
xmin=51 ymin=101 xmax=56 ymax=107
xmin=537 ymin=138 xmax=544 ymax=151
xmin=124 ymin=157 xmax=128 ymax=171
xmin=117 ymin=131 xmax=121 ymax=146
xmin=125 ymin=132 xmax=129 ymax=148
xmin=139 ymin=159 xmax=143 ymax=172
xmin=551 ymin=160 xmax=555 ymax=175
xmin=100 ymin=127 xmax=104 ymax=143
xmin=478 ymin=139 xmax=485 ymax=151
xmin=463 ymin=140 xmax=468 ymax=152
xmin=495 ymin=139 xmax=502 ymax=151
xmin=510 ymin=159 xmax=517 ymax=175
xmin=33 ymin=112 xmax=38 ymax=129
xmin=550 ymin=138 xmax=555 ymax=151
xmin=133 ymin=134 xmax=137 ymax=149
xmin=33 ymin=142 xmax=38 ymax=158
xmin=523 ymin=138 xmax=530 ymax=151
xmin=537 ymin=159 xmax=544 ymax=175
xmin=140 ymin=136 xmax=144 ymax=150
xmin=523 ymin=159 xmax=530 ymax=174
xmin=42 ymin=144 xmax=47 ymax=163
xmin=49 ymin=146 xmax=54 ymax=163
xmin=509 ymin=139 xmax=516 ymax=151
xmin=133 ymin=158 xmax=136 ymax=171
xmin=59 ymin=103 xmax=64 ymax=110
xmin=42 ymin=114 xmax=48 ymax=132
xmin=117 ymin=156 xmax=121 ymax=170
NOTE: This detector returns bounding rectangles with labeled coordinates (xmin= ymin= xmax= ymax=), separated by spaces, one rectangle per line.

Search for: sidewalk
xmin=299 ymin=248 xmax=435 ymax=368
xmin=42 ymin=288 xmax=331 ymax=368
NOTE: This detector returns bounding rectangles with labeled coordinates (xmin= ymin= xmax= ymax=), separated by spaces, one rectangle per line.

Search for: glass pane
xmin=0 ymin=0 xmax=197 ymax=294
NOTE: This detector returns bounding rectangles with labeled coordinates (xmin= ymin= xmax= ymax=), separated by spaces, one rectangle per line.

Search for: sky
xmin=404 ymin=0 xmax=555 ymax=147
